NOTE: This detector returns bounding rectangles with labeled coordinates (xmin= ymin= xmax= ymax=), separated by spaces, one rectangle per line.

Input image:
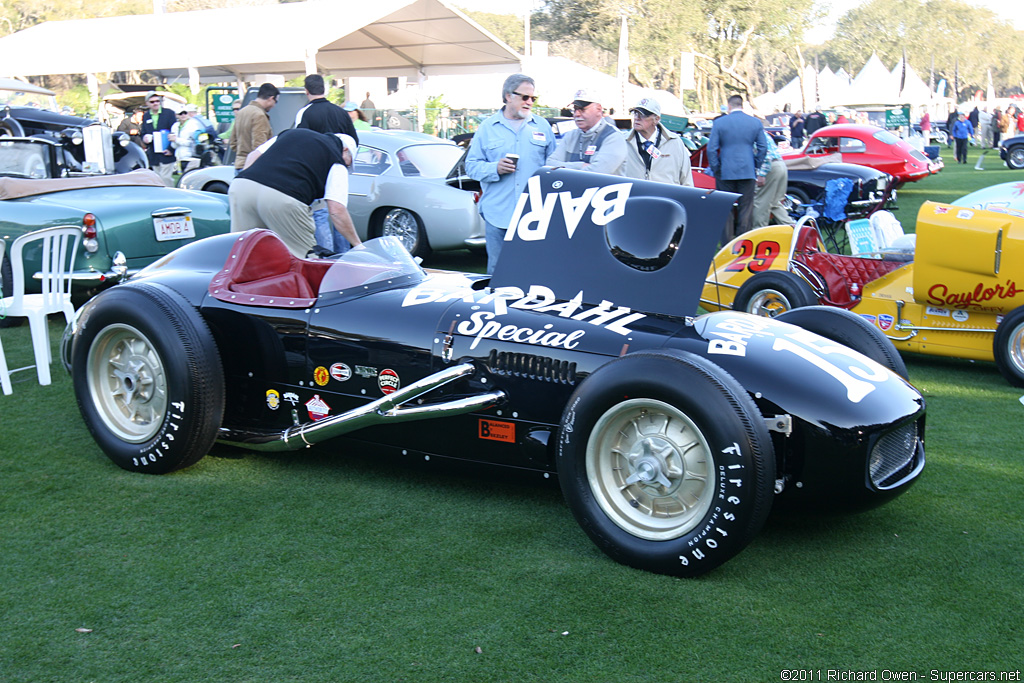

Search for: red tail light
xmin=473 ymin=191 xmax=481 ymax=204
xmin=83 ymin=213 xmax=97 ymax=239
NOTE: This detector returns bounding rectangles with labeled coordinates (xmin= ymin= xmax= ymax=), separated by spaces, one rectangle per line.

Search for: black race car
xmin=62 ymin=169 xmax=925 ymax=577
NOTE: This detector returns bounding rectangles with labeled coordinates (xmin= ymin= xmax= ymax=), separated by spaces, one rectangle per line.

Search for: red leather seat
xmin=209 ymin=230 xmax=329 ymax=307
xmin=793 ymin=225 xmax=903 ymax=307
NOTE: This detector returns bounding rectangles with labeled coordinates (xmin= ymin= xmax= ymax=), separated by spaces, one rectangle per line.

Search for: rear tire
xmin=378 ymin=207 xmax=430 ymax=258
xmin=71 ymin=283 xmax=225 ymax=473
xmin=205 ymin=181 xmax=229 ymax=194
xmin=776 ymin=305 xmax=908 ymax=379
xmin=993 ymin=306 xmax=1024 ymax=387
xmin=734 ymin=271 xmax=817 ymax=317
xmin=557 ymin=350 xmax=775 ymax=577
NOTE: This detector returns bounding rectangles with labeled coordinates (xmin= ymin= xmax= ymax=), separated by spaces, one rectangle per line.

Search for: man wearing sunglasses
xmin=139 ymin=91 xmax=177 ymax=186
xmin=621 ymin=96 xmax=692 ymax=186
xmin=466 ymin=73 xmax=556 ymax=274
xmin=546 ymin=88 xmax=627 ymax=176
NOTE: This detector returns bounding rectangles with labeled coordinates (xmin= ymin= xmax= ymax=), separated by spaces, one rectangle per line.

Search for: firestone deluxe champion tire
xmin=734 ymin=271 xmax=817 ymax=317
xmin=993 ymin=306 xmax=1024 ymax=387
xmin=776 ymin=305 xmax=908 ymax=380
xmin=71 ymin=283 xmax=225 ymax=474
xmin=557 ymin=350 xmax=775 ymax=578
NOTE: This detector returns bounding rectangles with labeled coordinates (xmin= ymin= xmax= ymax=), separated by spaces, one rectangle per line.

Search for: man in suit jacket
xmin=707 ymin=94 xmax=766 ymax=239
xmin=139 ymin=91 xmax=178 ymax=186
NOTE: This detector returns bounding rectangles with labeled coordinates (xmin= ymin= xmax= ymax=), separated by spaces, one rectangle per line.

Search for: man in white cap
xmin=229 ymin=129 xmax=361 ymax=257
xmin=547 ymin=88 xmax=627 ymax=175
xmin=622 ymin=96 xmax=693 ymax=186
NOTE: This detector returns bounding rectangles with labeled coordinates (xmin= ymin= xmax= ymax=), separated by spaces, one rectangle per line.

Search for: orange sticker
xmin=478 ymin=419 xmax=515 ymax=443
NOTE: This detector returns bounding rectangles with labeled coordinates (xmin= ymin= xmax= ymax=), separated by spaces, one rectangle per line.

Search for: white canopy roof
xmin=0 ymin=0 xmax=520 ymax=83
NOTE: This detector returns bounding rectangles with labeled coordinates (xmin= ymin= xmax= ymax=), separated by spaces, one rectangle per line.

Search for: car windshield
xmin=318 ymin=236 xmax=425 ymax=295
xmin=0 ymin=139 xmax=52 ymax=178
xmin=395 ymin=143 xmax=462 ymax=178
xmin=873 ymin=130 xmax=902 ymax=146
xmin=0 ymin=87 xmax=59 ymax=111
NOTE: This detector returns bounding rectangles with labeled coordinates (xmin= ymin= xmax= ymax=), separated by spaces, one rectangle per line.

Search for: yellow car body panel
xmin=701 ymin=224 xmax=796 ymax=312
xmin=702 ymin=201 xmax=1024 ymax=368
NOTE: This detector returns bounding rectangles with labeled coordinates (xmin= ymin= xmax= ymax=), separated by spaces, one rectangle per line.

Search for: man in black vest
xmin=546 ymin=88 xmax=627 ymax=174
xmin=228 ymin=129 xmax=361 ymax=257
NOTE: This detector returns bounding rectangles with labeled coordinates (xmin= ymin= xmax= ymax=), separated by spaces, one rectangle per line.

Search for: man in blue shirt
xmin=951 ymin=112 xmax=974 ymax=164
xmin=466 ymin=73 xmax=556 ymax=274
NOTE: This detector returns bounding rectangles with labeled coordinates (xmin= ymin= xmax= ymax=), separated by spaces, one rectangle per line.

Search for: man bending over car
xmin=228 ymin=129 xmax=362 ymax=258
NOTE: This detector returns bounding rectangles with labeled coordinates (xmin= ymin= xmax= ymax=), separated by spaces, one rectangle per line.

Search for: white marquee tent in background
xmin=754 ymin=54 xmax=944 ymax=114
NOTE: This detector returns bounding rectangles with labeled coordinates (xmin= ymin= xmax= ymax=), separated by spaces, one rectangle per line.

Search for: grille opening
xmin=488 ymin=350 xmax=577 ymax=384
xmin=869 ymin=422 xmax=919 ymax=488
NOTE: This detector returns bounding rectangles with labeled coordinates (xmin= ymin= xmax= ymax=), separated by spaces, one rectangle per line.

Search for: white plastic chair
xmin=0 ymin=226 xmax=82 ymax=389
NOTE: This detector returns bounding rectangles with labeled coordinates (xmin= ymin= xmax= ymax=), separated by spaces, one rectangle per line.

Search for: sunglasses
xmin=513 ymin=92 xmax=539 ymax=103
xmin=148 ymin=99 xmax=160 ymax=104
xmin=631 ymin=110 xmax=654 ymax=119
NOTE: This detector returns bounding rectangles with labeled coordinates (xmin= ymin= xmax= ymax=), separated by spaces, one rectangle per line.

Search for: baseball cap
xmin=183 ymin=103 xmax=198 ymax=113
xmin=630 ymin=97 xmax=661 ymax=118
xmin=335 ymin=133 xmax=358 ymax=158
xmin=342 ymin=101 xmax=358 ymax=111
xmin=145 ymin=91 xmax=161 ymax=101
xmin=570 ymin=88 xmax=600 ymax=108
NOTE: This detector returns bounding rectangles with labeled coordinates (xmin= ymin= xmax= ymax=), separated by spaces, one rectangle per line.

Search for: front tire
xmin=379 ymin=207 xmax=430 ymax=258
xmin=776 ymin=305 xmax=908 ymax=379
xmin=71 ymin=283 xmax=225 ymax=473
xmin=1005 ymin=145 xmax=1024 ymax=170
xmin=734 ymin=271 xmax=817 ymax=317
xmin=993 ymin=306 xmax=1024 ymax=387
xmin=557 ymin=350 xmax=775 ymax=577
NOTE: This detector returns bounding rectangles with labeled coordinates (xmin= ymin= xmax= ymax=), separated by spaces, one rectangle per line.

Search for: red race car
xmin=784 ymin=123 xmax=942 ymax=186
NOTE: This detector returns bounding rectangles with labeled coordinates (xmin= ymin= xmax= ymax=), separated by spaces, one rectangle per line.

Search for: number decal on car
xmin=723 ymin=239 xmax=781 ymax=273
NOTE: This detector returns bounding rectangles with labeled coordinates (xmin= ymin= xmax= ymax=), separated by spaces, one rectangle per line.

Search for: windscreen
xmin=318 ymin=236 xmax=425 ymax=294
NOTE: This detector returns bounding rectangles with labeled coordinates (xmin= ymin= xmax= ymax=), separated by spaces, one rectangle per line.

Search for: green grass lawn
xmin=2 ymin=160 xmax=1023 ymax=681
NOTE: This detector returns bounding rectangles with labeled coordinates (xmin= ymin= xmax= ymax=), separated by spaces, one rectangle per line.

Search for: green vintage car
xmin=1 ymin=137 xmax=230 ymax=301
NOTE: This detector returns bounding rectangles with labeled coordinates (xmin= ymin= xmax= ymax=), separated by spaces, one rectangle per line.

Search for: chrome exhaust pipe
xmin=216 ymin=362 xmax=505 ymax=452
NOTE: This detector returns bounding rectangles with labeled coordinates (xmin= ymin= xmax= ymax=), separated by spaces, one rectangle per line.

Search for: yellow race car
xmin=702 ymin=202 xmax=1024 ymax=386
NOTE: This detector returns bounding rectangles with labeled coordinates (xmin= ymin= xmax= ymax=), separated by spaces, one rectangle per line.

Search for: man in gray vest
xmin=547 ymin=89 xmax=627 ymax=175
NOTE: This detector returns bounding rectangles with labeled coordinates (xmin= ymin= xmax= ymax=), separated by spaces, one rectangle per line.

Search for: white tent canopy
xmin=754 ymin=54 xmax=940 ymax=114
xmin=0 ymin=0 xmax=520 ymax=83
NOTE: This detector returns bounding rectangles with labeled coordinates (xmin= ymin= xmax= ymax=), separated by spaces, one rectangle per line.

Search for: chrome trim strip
xmin=150 ymin=207 xmax=193 ymax=218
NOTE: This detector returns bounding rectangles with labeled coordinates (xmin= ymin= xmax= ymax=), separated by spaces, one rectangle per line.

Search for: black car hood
xmin=490 ymin=168 xmax=737 ymax=319
xmin=4 ymin=106 xmax=94 ymax=130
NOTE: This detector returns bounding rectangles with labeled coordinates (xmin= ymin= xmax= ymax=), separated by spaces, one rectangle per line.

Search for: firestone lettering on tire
xmin=131 ymin=401 xmax=187 ymax=468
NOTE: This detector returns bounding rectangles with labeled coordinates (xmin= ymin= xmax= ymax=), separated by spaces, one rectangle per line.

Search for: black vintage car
xmin=998 ymin=133 xmax=1024 ymax=170
xmin=0 ymin=77 xmax=147 ymax=174
xmin=62 ymin=169 xmax=925 ymax=577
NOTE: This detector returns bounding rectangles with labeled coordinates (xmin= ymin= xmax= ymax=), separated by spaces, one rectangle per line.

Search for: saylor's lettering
xmin=926 ymin=279 xmax=1023 ymax=309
